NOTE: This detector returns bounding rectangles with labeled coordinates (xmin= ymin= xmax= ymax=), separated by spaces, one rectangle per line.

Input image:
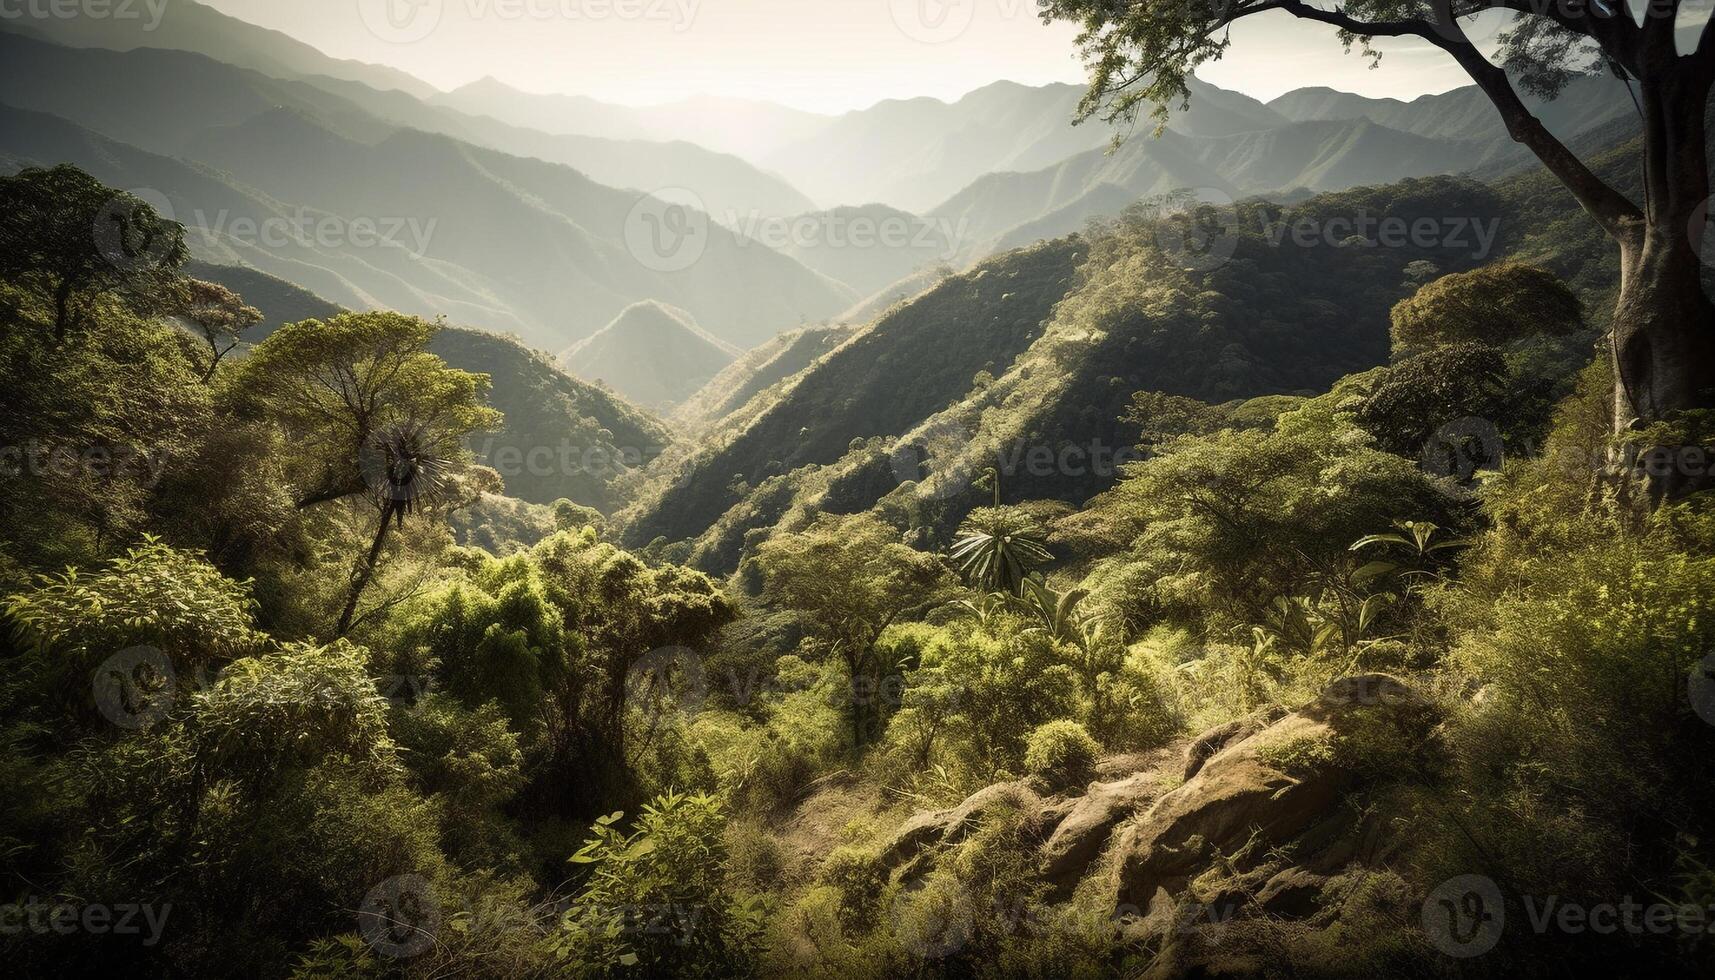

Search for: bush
xmin=1023 ymin=720 xmax=1101 ymax=790
xmin=549 ymin=791 xmax=767 ymax=977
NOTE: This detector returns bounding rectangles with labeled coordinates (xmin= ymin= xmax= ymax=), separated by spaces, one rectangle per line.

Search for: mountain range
xmin=0 ymin=1 xmax=1640 ymax=369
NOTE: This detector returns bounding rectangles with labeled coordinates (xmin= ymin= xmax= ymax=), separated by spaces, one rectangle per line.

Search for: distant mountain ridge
xmin=1266 ymin=76 xmax=1635 ymax=142
xmin=0 ymin=27 xmax=815 ymax=220
xmin=759 ymin=78 xmax=1288 ymax=211
xmin=10 ymin=0 xmax=435 ymax=97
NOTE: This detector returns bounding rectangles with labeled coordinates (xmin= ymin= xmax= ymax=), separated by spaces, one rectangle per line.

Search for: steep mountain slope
xmin=0 ymin=29 xmax=816 ymax=221
xmin=762 ymin=79 xmax=1286 ymax=211
xmin=184 ymin=260 xmax=341 ymax=329
xmin=10 ymin=0 xmax=435 ymax=96
xmin=672 ymin=323 xmax=863 ymax=431
xmin=561 ymin=301 xmax=740 ymax=410
xmin=628 ymin=176 xmax=1520 ymax=572
xmin=616 ymin=239 xmax=1085 ymax=550
xmin=428 ymin=328 xmax=674 ymax=512
xmin=433 ymin=77 xmax=832 ymax=160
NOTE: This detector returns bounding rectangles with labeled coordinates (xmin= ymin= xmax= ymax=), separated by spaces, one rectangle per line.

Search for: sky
xmin=203 ymin=0 xmax=1518 ymax=114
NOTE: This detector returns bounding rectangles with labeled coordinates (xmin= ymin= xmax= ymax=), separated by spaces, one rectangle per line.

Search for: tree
xmin=234 ymin=311 xmax=502 ymax=634
xmin=1391 ymin=263 xmax=1583 ymax=352
xmin=0 ymin=165 xmax=187 ymax=338
xmin=1355 ymin=341 xmax=1512 ymax=456
xmin=1042 ymin=0 xmax=1715 ymax=498
xmin=161 ymin=278 xmax=263 ymax=381
xmin=948 ymin=505 xmax=1054 ymax=597
xmin=751 ymin=513 xmax=954 ymax=743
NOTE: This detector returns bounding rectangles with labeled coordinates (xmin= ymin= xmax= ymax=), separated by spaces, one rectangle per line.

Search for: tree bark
xmin=337 ymin=502 xmax=397 ymax=635
xmin=1608 ymin=58 xmax=1715 ymax=500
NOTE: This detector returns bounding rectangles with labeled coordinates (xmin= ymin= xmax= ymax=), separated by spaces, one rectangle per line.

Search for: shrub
xmin=549 ymin=791 xmax=767 ymax=977
xmin=1023 ymin=720 xmax=1101 ymax=790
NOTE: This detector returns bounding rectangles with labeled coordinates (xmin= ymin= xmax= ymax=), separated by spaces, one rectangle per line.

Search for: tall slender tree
xmin=234 ymin=311 xmax=502 ymax=634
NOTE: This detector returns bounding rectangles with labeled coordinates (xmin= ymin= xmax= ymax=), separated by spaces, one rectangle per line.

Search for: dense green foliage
xmin=5 ymin=159 xmax=1712 ymax=979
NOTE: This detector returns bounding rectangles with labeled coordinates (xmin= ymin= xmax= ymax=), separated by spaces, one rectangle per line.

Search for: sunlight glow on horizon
xmin=202 ymin=0 xmax=1488 ymax=114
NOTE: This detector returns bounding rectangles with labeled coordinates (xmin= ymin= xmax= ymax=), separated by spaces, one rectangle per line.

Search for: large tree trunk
xmin=1609 ymin=62 xmax=1715 ymax=501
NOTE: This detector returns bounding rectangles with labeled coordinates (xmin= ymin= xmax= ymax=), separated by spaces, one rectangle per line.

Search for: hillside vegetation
xmin=5 ymin=157 xmax=1709 ymax=978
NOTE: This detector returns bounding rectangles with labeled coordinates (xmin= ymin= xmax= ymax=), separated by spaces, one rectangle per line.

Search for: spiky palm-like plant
xmin=948 ymin=505 xmax=1052 ymax=597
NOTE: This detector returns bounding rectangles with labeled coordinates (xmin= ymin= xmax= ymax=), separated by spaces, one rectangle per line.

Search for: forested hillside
xmin=3 ymin=0 xmax=1713 ymax=974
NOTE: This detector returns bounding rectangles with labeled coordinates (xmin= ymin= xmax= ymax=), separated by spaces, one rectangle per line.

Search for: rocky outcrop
xmin=871 ymin=673 xmax=1442 ymax=958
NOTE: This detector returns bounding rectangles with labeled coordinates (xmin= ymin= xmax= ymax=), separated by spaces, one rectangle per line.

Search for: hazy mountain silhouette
xmin=562 ymin=301 xmax=740 ymax=410
xmin=12 ymin=0 xmax=435 ymax=97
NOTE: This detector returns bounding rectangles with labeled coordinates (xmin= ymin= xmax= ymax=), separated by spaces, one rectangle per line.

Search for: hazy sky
xmin=204 ymin=0 xmax=1511 ymax=113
